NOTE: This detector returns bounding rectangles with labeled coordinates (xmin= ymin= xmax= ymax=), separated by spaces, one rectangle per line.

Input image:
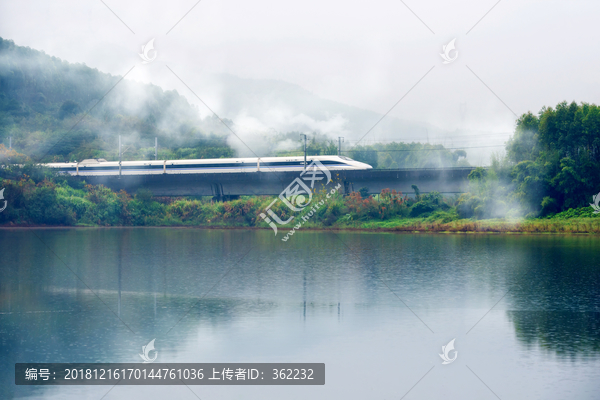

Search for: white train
xmin=44 ymin=156 xmax=372 ymax=176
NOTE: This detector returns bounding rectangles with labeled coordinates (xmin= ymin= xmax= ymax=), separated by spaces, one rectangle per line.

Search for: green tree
xmin=350 ymin=145 xmax=378 ymax=168
xmin=58 ymin=100 xmax=81 ymax=119
xmin=506 ymin=101 xmax=600 ymax=215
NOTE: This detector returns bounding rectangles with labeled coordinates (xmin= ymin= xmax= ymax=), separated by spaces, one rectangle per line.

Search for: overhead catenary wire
xmin=340 ymin=144 xmax=505 ymax=152
xmin=344 ymin=134 xmax=513 ymax=144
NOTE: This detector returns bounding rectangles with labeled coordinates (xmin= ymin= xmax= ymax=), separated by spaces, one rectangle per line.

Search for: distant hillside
xmin=212 ymin=73 xmax=446 ymax=138
xmin=0 ymin=37 xmax=469 ymax=169
xmin=0 ymin=37 xmax=233 ymax=162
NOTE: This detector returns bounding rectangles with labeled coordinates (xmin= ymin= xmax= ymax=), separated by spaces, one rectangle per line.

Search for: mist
xmin=2 ymin=0 xmax=600 ymax=165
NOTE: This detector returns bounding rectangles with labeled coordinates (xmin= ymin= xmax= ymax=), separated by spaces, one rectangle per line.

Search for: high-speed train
xmin=44 ymin=156 xmax=372 ymax=176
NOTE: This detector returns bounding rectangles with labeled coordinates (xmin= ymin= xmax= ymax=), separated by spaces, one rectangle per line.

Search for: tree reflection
xmin=507 ymin=311 xmax=600 ymax=358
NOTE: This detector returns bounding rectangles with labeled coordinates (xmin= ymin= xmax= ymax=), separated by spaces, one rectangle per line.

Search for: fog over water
xmin=2 ymin=0 xmax=599 ymax=163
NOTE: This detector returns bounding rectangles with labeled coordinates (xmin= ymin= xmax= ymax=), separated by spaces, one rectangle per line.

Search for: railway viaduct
xmin=79 ymin=167 xmax=477 ymax=199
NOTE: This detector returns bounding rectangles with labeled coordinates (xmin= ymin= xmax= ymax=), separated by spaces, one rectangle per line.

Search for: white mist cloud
xmin=227 ymin=108 xmax=350 ymax=157
xmin=2 ymin=0 xmax=599 ymax=164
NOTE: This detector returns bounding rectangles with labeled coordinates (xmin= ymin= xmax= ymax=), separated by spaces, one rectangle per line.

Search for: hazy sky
xmin=1 ymin=0 xmax=599 ymax=152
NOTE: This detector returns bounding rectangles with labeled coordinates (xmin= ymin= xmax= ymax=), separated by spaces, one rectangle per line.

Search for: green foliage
xmin=128 ymin=198 xmax=165 ymax=226
xmin=456 ymin=162 xmax=516 ymax=219
xmin=0 ymin=144 xmax=29 ymax=164
xmin=545 ymin=207 xmax=599 ymax=219
xmin=409 ymin=192 xmax=449 ymax=217
xmin=368 ymin=142 xmax=468 ymax=169
xmin=58 ymin=100 xmax=81 ymax=119
xmin=346 ymin=143 xmax=469 ymax=169
xmin=135 ymin=188 xmax=153 ymax=203
xmin=358 ymin=187 xmax=370 ymax=198
xmin=506 ymin=101 xmax=600 ymax=215
xmin=349 ymin=145 xmax=379 ymax=168
xmin=424 ymin=209 xmax=459 ymax=223
xmin=459 ymin=101 xmax=600 ymax=219
xmin=27 ymin=182 xmax=75 ymax=225
xmin=83 ymin=185 xmax=130 ymax=225
xmin=540 ymin=196 xmax=559 ymax=216
xmin=506 ymin=112 xmax=539 ymax=163
xmin=306 ymin=137 xmax=337 ymax=156
xmin=411 ymin=184 xmax=420 ymax=199
xmin=468 ymin=167 xmax=487 ymax=181
xmin=0 ymin=37 xmax=234 ymax=162
xmin=321 ymin=196 xmax=345 ymax=226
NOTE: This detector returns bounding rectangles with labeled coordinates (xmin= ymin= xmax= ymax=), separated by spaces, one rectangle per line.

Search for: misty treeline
xmin=0 ymin=37 xmax=233 ymax=162
xmin=271 ymin=131 xmax=468 ymax=168
xmin=349 ymin=143 xmax=468 ymax=169
xmin=458 ymin=101 xmax=600 ymax=218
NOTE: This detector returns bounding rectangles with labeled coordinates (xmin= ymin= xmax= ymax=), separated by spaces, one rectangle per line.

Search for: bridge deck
xmin=79 ymin=167 xmax=476 ymax=197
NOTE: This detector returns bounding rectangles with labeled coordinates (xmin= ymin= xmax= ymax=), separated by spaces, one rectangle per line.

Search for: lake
xmin=1 ymin=228 xmax=599 ymax=399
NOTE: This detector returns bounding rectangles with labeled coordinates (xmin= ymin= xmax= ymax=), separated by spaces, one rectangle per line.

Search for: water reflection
xmin=1 ymin=229 xmax=599 ymax=399
xmin=507 ymin=311 xmax=600 ymax=358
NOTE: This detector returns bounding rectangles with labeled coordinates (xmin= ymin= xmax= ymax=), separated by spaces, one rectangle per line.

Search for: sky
xmin=1 ymin=0 xmax=599 ymax=162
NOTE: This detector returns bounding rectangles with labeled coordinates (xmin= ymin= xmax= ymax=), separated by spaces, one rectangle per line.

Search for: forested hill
xmin=0 ymin=37 xmax=233 ymax=162
xmin=0 ymin=37 xmax=470 ymax=168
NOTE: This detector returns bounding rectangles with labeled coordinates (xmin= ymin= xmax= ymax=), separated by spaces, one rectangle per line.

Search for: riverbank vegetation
xmin=0 ymin=162 xmax=598 ymax=233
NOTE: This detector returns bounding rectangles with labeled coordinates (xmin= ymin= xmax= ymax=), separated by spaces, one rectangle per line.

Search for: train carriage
xmin=44 ymin=156 xmax=372 ymax=176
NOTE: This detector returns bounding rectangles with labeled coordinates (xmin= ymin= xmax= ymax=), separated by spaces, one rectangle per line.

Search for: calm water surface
xmin=1 ymin=228 xmax=599 ymax=399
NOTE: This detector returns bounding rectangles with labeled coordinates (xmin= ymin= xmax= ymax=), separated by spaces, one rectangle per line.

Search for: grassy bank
xmin=330 ymin=217 xmax=600 ymax=234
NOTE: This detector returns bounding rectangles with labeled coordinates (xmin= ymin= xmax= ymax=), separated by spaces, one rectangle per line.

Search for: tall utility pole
xmin=300 ymin=133 xmax=307 ymax=170
xmin=155 ymin=137 xmax=158 ymax=160
xmin=118 ymin=135 xmax=122 ymax=177
xmin=338 ymin=137 xmax=344 ymax=156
